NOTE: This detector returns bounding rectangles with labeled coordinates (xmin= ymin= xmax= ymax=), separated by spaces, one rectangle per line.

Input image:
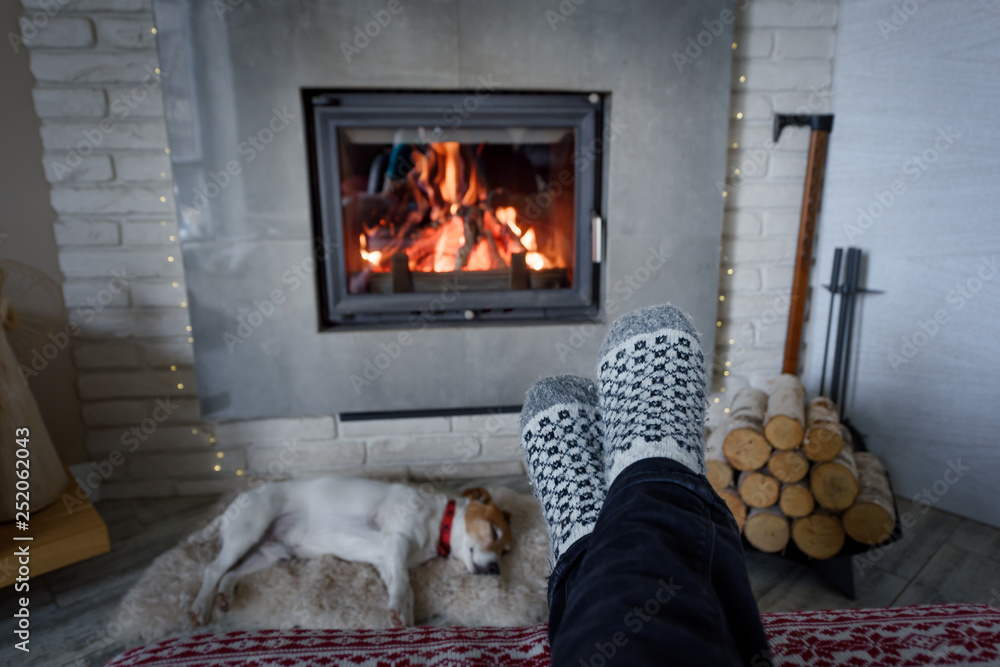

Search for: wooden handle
xmin=782 ymin=129 xmax=831 ymax=375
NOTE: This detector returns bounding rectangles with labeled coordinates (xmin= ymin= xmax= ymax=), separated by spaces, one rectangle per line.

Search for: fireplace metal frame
xmin=303 ymin=90 xmax=605 ymax=329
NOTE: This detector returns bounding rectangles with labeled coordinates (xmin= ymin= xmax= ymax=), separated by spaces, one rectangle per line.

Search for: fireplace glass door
xmin=305 ymin=91 xmax=604 ymax=327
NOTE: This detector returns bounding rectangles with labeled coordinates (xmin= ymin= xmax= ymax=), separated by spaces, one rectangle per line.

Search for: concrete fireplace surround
xmin=152 ymin=0 xmax=734 ymax=420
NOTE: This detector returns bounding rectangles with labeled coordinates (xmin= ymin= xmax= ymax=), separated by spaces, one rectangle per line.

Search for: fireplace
xmin=150 ymin=0 xmax=733 ymax=419
xmin=304 ymin=91 xmax=604 ymax=327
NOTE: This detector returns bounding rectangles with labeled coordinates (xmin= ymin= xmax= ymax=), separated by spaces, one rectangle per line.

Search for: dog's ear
xmin=461 ymin=487 xmax=492 ymax=504
xmin=502 ymin=510 xmax=512 ymax=525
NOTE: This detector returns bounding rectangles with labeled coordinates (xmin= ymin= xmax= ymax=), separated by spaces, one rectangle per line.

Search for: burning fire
xmin=359 ymin=234 xmax=382 ymax=267
xmin=519 ymin=229 xmax=547 ymax=271
xmin=353 ymin=142 xmax=565 ymax=276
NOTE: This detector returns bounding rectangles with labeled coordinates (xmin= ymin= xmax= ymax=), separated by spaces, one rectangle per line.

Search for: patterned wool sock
xmin=597 ymin=304 xmax=707 ymax=486
xmin=520 ymin=375 xmax=605 ymax=565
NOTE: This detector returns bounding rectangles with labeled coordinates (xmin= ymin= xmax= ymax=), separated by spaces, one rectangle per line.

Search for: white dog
xmin=190 ymin=476 xmax=512 ymax=627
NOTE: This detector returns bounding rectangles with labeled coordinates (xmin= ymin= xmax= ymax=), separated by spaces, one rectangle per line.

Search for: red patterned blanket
xmin=106 ymin=603 xmax=1000 ymax=666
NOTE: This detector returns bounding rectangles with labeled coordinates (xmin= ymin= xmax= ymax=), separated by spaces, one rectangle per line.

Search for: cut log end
xmin=707 ymin=460 xmax=734 ymax=491
xmin=803 ymin=423 xmax=844 ymax=462
xmin=811 ymin=461 xmax=860 ymax=511
xmin=792 ymin=513 xmax=846 ymax=560
xmin=738 ymin=471 xmax=780 ymax=509
xmin=843 ymin=503 xmax=896 ymax=545
xmin=764 ymin=374 xmax=806 ymax=449
xmin=779 ymin=483 xmax=815 ymax=518
xmin=723 ymin=428 xmax=772 ymax=471
xmin=765 ymin=415 xmax=805 ymax=450
xmin=768 ymin=449 xmax=809 ymax=483
xmin=744 ymin=508 xmax=790 ymax=553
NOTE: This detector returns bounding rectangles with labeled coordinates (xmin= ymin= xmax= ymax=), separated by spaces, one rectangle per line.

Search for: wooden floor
xmin=2 ymin=493 xmax=998 ymax=666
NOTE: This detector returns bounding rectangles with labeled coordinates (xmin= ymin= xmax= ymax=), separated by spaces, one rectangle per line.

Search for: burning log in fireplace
xmin=345 ymin=140 xmax=572 ymax=295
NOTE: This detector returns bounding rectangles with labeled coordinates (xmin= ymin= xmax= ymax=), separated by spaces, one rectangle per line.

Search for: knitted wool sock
xmin=520 ymin=375 xmax=605 ymax=564
xmin=597 ymin=304 xmax=707 ymax=486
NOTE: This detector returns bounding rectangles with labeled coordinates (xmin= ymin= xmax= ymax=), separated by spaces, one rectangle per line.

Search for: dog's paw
xmin=215 ymin=593 xmax=230 ymax=612
xmin=387 ymin=591 xmax=414 ymax=627
xmin=190 ymin=596 xmax=214 ymax=626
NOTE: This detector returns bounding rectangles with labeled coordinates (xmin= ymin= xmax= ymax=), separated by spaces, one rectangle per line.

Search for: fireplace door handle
xmin=591 ymin=213 xmax=603 ymax=264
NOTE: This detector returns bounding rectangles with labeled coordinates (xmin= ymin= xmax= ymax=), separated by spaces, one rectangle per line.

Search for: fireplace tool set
xmin=817 ymin=246 xmax=883 ymax=445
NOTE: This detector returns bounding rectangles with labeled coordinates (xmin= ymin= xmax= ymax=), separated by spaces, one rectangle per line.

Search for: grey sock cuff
xmin=520 ymin=375 xmax=598 ymax=433
xmin=598 ymin=304 xmax=700 ymax=362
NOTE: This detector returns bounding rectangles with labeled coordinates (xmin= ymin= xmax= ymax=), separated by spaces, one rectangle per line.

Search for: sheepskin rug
xmin=114 ymin=485 xmax=551 ymax=645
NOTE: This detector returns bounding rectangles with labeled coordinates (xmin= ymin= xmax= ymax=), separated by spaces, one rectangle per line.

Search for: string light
xmin=186 ymin=325 xmax=192 ymax=331
xmin=734 ymin=168 xmax=740 ymax=175
xmin=209 ymin=436 xmax=217 ymax=444
xmin=731 ymin=42 xmax=737 ymax=49
xmin=188 ymin=337 xmax=194 ymax=343
xmin=181 ymin=301 xmax=188 ymax=308
xmin=716 ymin=321 xmax=722 ymax=327
xmin=725 ymin=361 xmax=731 ymax=367
xmin=167 ymin=256 xmax=174 ymax=262
xmin=722 ymin=190 xmax=728 ymax=198
xmin=159 ymin=196 xmax=166 ymax=203
xmin=720 ymin=387 xmax=726 ymax=392
xmin=177 ymin=382 xmax=184 ymax=389
xmin=719 ymin=295 xmax=725 ymax=301
xmin=191 ymin=428 xmax=198 ymax=434
xmin=724 ymin=408 xmax=730 ymax=414
xmin=216 ymin=452 xmax=225 ymax=459
xmin=164 ymin=148 xmax=171 ymax=154
xmin=154 ymin=67 xmax=161 ymax=74
xmin=739 ymin=75 xmax=746 ymax=83
xmin=727 ymin=268 xmax=734 ymax=275
xmin=736 ymin=112 xmax=743 ymax=119
xmin=731 ymin=142 xmax=739 ymax=149
xmin=151 ymin=27 xmax=157 ymax=34
xmin=714 ymin=398 xmax=720 ymax=403
xmin=728 ymin=339 xmax=735 ymax=345
xmin=169 ymin=235 xmax=176 ymax=241
xmin=170 ymin=365 xmax=177 ymax=371
xmin=236 ymin=469 xmax=244 ymax=477
xmin=213 ymin=464 xmax=221 ymax=472
xmin=724 ymin=370 xmax=730 ymax=376
xmin=172 ymin=282 xmax=179 ymax=288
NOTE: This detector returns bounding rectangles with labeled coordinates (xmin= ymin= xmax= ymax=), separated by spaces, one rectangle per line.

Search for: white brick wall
xmin=18 ymin=0 xmax=839 ymax=498
xmin=716 ymin=0 xmax=839 ymax=391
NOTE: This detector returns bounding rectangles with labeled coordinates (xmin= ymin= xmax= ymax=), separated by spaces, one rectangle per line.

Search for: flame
xmin=355 ymin=142 xmax=566 ymax=277
xmin=495 ymin=206 xmax=521 ymax=236
xmin=439 ymin=142 xmax=461 ymax=204
xmin=520 ymin=229 xmax=549 ymax=270
xmin=359 ymin=234 xmax=382 ymax=266
xmin=432 ymin=217 xmax=464 ymax=272
xmin=525 ymin=252 xmax=545 ymax=270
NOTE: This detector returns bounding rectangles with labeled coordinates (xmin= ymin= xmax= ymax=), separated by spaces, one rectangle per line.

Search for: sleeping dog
xmin=190 ymin=476 xmax=512 ymax=627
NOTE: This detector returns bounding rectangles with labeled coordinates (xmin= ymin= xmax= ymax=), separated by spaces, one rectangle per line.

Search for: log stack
xmin=705 ymin=375 xmax=896 ymax=560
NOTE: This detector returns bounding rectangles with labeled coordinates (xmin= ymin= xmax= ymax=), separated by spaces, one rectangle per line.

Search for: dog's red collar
xmin=437 ymin=499 xmax=456 ymax=557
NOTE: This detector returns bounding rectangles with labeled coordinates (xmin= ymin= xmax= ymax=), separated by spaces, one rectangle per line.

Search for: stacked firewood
xmin=705 ymin=374 xmax=896 ymax=559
